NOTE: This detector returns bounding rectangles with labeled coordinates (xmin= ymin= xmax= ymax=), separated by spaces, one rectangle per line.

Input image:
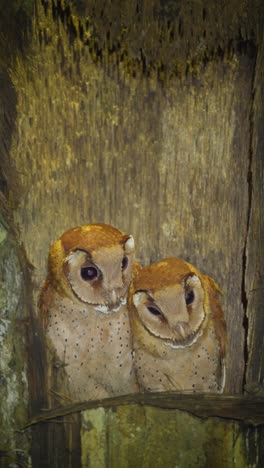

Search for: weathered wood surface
xmin=23 ymin=392 xmax=264 ymax=466
xmin=5 ymin=0 xmax=263 ymax=394
xmin=81 ymin=406 xmax=264 ymax=468
xmin=0 ymin=205 xmax=31 ymax=467
xmin=245 ymin=32 xmax=264 ymax=394
xmin=24 ymin=399 xmax=264 ymax=468
xmin=1 ymin=0 xmax=264 ymax=466
xmin=92 ymin=406 xmax=263 ymax=468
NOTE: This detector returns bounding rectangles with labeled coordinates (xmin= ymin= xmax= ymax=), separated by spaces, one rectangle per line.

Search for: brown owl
xmin=39 ymin=223 xmax=139 ymax=401
xmin=128 ymin=258 xmax=227 ymax=393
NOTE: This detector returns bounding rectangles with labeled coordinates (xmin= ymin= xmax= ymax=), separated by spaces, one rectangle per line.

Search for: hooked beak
xmin=175 ymin=322 xmax=187 ymax=339
xmin=111 ymin=289 xmax=117 ymax=304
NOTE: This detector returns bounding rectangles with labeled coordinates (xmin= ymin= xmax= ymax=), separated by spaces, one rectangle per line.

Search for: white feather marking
xmin=186 ymin=274 xmax=200 ymax=286
xmin=95 ymin=297 xmax=127 ymax=314
xmin=66 ymin=250 xmax=87 ymax=267
xmin=124 ymin=235 xmax=135 ymax=253
xmin=95 ymin=305 xmax=110 ymax=314
xmin=164 ymin=329 xmax=203 ymax=349
xmin=112 ymin=297 xmax=127 ymax=312
xmin=66 ymin=252 xmax=78 ymax=265
xmin=133 ymin=292 xmax=142 ymax=307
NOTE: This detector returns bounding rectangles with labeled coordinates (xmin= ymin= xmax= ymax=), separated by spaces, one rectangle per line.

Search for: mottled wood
xmin=24 ymin=400 xmax=264 ymax=468
xmin=89 ymin=406 xmax=264 ymax=468
xmin=0 ymin=205 xmax=31 ymax=467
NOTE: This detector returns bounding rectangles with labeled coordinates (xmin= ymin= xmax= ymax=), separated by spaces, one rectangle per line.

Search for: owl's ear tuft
xmin=132 ymin=261 xmax=142 ymax=280
xmin=124 ymin=235 xmax=135 ymax=253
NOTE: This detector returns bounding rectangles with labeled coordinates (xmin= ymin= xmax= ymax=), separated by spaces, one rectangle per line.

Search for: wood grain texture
xmin=245 ymin=34 xmax=264 ymax=393
xmin=7 ymin=0 xmax=257 ymax=394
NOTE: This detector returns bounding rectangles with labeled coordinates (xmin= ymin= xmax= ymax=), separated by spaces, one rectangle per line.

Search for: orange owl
xmin=128 ymin=257 xmax=227 ymax=393
xmin=39 ymin=223 xmax=139 ymax=401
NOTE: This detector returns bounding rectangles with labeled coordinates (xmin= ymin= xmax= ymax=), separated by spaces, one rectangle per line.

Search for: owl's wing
xmin=127 ymin=261 xmax=142 ymax=306
xmin=132 ymin=260 xmax=142 ymax=279
xmin=204 ymin=275 xmax=227 ymax=359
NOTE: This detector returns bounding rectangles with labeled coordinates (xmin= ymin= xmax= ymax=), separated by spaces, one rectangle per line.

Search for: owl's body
xmin=44 ymin=290 xmax=134 ymax=400
xmin=40 ymin=223 xmax=138 ymax=401
xmin=129 ymin=258 xmax=226 ymax=393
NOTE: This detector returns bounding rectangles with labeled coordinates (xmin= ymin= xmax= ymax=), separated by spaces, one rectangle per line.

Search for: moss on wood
xmin=0 ymin=214 xmax=30 ymax=466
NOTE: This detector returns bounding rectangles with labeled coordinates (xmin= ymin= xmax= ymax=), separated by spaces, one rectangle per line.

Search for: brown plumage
xmin=39 ymin=223 xmax=139 ymax=401
xmin=128 ymin=257 xmax=227 ymax=393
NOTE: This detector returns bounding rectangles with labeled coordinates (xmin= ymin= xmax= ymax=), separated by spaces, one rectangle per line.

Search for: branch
xmin=23 ymin=392 xmax=264 ymax=428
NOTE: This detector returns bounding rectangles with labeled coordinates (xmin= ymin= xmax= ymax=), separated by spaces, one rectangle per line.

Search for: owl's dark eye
xmin=81 ymin=266 xmax=98 ymax=281
xmin=121 ymin=255 xmax=129 ymax=271
xmin=147 ymin=306 xmax=162 ymax=316
xmin=185 ymin=289 xmax=195 ymax=305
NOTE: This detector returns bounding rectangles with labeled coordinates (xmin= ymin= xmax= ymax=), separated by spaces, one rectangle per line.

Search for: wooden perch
xmin=23 ymin=392 xmax=264 ymax=428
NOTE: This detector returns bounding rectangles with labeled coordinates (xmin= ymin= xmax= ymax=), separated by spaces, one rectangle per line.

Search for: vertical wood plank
xmin=245 ymin=35 xmax=264 ymax=392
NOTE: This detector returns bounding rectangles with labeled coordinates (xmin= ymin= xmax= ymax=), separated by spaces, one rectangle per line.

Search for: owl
xmin=39 ymin=223 xmax=139 ymax=402
xmin=128 ymin=257 xmax=227 ymax=393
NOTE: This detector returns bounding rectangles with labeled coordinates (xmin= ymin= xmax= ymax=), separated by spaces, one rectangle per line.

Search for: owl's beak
xmin=111 ymin=290 xmax=117 ymax=304
xmin=175 ymin=322 xmax=187 ymax=339
xmin=106 ymin=291 xmax=126 ymax=313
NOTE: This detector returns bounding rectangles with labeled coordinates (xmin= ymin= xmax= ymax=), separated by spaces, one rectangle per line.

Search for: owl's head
xmin=47 ymin=224 xmax=135 ymax=313
xmin=130 ymin=257 xmax=225 ymax=351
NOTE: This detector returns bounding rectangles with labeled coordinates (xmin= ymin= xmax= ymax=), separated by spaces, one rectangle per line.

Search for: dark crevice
xmin=241 ymin=45 xmax=257 ymax=391
xmin=0 ymin=68 xmax=18 ymax=201
xmin=41 ymin=0 xmax=49 ymax=16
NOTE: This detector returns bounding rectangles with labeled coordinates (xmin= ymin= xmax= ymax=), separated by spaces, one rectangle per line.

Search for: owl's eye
xmin=147 ymin=306 xmax=162 ymax=316
xmin=121 ymin=255 xmax=129 ymax=271
xmin=81 ymin=266 xmax=98 ymax=281
xmin=185 ymin=289 xmax=195 ymax=305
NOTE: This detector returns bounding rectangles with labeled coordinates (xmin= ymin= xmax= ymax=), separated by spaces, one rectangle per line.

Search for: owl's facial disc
xmin=133 ymin=275 xmax=206 ymax=348
xmin=64 ymin=241 xmax=134 ymax=312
